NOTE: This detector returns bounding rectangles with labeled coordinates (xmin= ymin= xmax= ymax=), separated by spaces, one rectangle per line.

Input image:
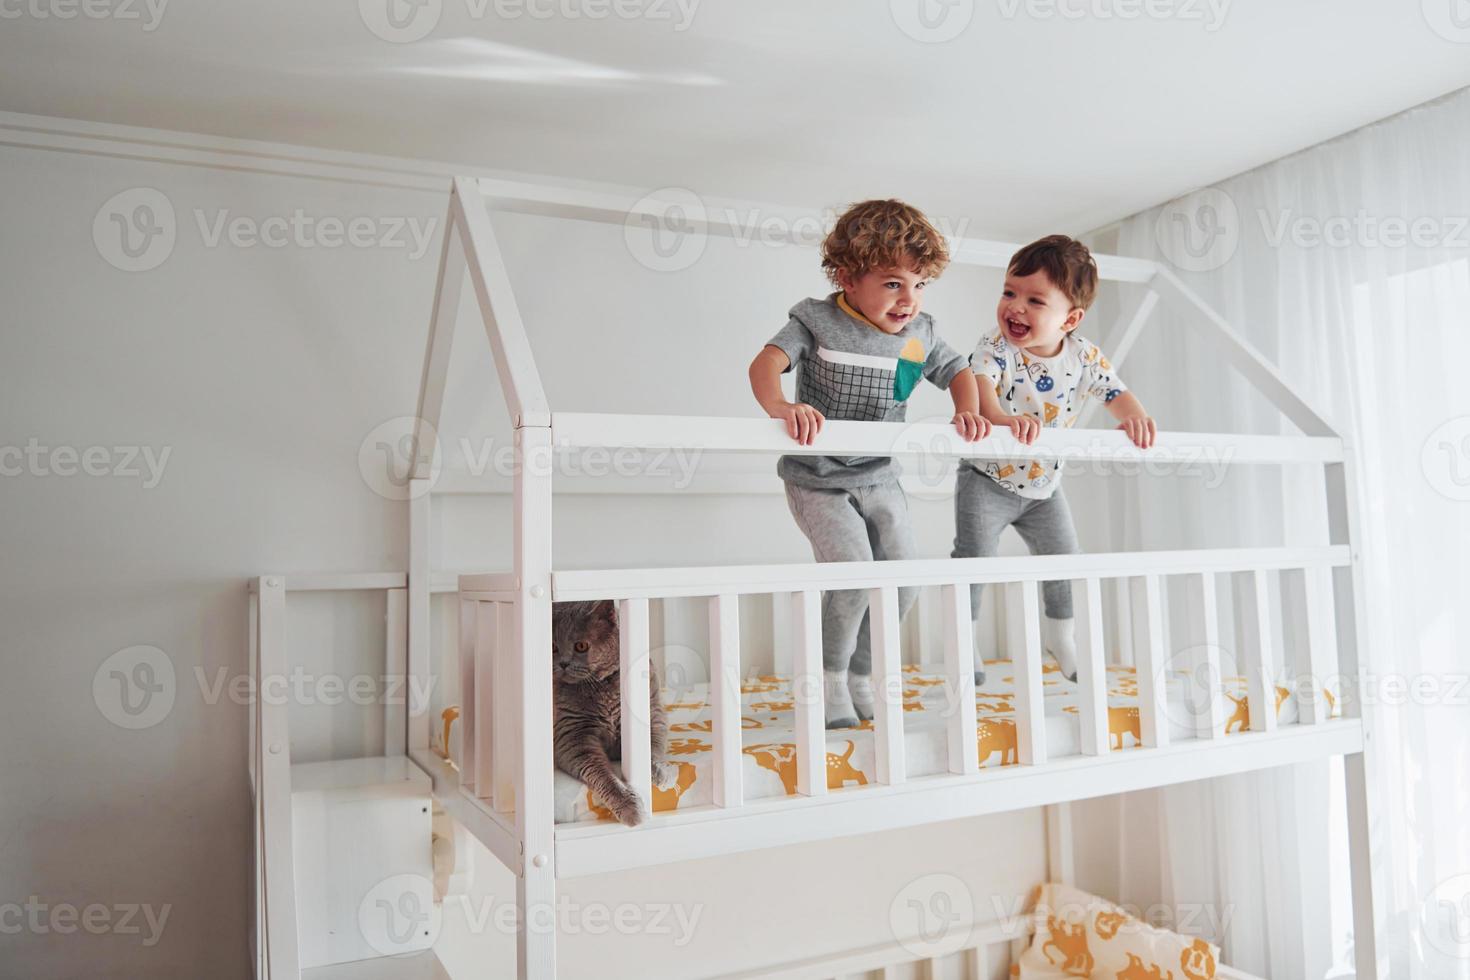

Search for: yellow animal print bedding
xmin=1018 ymin=881 xmax=1222 ymax=979
xmin=554 ymin=660 xmax=1338 ymax=824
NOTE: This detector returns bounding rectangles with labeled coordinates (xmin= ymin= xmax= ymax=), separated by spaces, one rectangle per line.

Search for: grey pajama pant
xmin=784 ymin=479 xmax=919 ymax=675
xmin=951 ymin=466 xmax=1079 ymax=619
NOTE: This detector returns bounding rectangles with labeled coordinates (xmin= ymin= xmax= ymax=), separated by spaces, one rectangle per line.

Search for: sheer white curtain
xmin=1080 ymin=86 xmax=1470 ymax=979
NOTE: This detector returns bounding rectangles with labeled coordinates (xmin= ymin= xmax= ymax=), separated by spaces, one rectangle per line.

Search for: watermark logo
xmin=889 ymin=872 xmax=974 ymax=958
xmin=1258 ymin=209 xmax=1470 ymax=250
xmin=93 ymin=645 xmax=176 ymax=730
xmin=892 ymin=416 xmax=962 ymax=502
xmin=1423 ymin=416 xmax=1470 ymax=501
xmin=1154 ymin=187 xmax=1239 ymax=272
xmin=358 ymin=416 xmax=442 ymax=501
xmin=0 ymin=0 xmax=169 ymax=31
xmin=94 ymin=188 xmax=439 ymax=271
xmin=359 ymin=874 xmax=441 ymax=955
xmin=891 ymin=0 xmax=975 ymax=42
xmin=0 ymin=440 xmax=171 ymax=487
xmin=359 ymin=0 xmax=442 ymax=42
xmin=995 ymin=0 xmax=1230 ymax=30
xmin=1157 ymin=642 xmax=1236 ymax=734
xmin=359 ymin=420 xmax=704 ymax=498
xmin=1422 ymin=0 xmax=1470 ymax=43
xmin=623 ymin=187 xmax=708 ymax=273
xmin=94 ymin=188 xmax=176 ymax=272
xmin=1422 ymin=873 xmax=1470 ymax=959
xmin=0 ymin=897 xmax=171 ymax=946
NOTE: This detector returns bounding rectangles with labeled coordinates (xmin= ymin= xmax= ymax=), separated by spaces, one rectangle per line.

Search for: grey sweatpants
xmin=952 ymin=466 xmax=1079 ymax=619
xmin=784 ymin=479 xmax=919 ymax=675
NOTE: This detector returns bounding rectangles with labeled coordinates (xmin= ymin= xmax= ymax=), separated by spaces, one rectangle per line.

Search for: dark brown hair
xmin=1007 ymin=234 xmax=1098 ymax=310
xmin=821 ymin=199 xmax=950 ymax=286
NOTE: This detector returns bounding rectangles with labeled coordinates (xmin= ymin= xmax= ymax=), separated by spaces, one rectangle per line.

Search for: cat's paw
xmin=607 ymin=791 xmax=647 ymax=827
xmin=652 ymin=760 xmax=677 ymax=789
xmin=602 ymin=787 xmax=649 ymax=828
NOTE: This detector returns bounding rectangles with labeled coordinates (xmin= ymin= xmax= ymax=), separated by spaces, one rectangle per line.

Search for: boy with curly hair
xmin=749 ymin=199 xmax=988 ymax=729
xmin=956 ymin=234 xmax=1155 ymax=680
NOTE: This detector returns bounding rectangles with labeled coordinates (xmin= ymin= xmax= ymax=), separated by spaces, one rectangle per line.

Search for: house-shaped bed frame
xmin=250 ymin=177 xmax=1383 ymax=980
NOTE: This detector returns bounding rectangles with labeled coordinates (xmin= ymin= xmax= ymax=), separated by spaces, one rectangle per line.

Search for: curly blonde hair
xmin=820 ymin=199 xmax=950 ymax=286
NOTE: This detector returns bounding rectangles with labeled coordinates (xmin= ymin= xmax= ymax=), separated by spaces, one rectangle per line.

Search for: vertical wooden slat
xmin=914 ymin=585 xmax=941 ymax=663
xmin=456 ymin=597 xmax=475 ymax=788
xmin=1325 ymin=453 xmax=1382 ymax=980
xmin=1133 ymin=575 xmax=1169 ymax=748
xmin=771 ymin=592 xmax=793 ymax=677
xmin=256 ymin=577 xmax=299 ymax=978
xmin=1045 ymin=802 xmax=1076 ymax=884
xmin=619 ymin=597 xmax=653 ymax=811
xmin=1300 ymin=565 xmax=1337 ymax=724
xmin=1010 ymin=582 xmax=1047 ymax=765
xmin=869 ymin=586 xmax=905 ymax=786
xmin=708 ymin=594 xmax=743 ymax=809
xmin=247 ymin=591 xmax=258 ymax=791
xmin=384 ymin=588 xmax=408 ymax=759
xmin=511 ymin=425 xmax=556 ymax=980
xmin=969 ymin=942 xmax=989 ymax=980
xmin=1246 ymin=569 xmax=1278 ymax=733
xmin=1194 ymin=572 xmax=1226 ymax=740
xmin=408 ymin=482 xmax=432 ymax=754
xmin=941 ymin=584 xmax=978 ymax=775
xmin=1076 ymin=578 xmax=1108 ymax=755
xmin=483 ymin=601 xmax=508 ymax=808
xmin=1112 ymin=577 xmax=1135 ymax=667
xmin=791 ymin=590 xmax=827 ymax=798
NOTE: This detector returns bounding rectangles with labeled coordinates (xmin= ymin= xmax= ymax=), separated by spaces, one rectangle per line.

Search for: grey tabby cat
xmin=552 ymin=600 xmax=674 ymax=826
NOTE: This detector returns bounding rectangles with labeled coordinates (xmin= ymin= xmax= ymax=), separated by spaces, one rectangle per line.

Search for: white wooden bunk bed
xmin=249 ymin=178 xmax=1382 ymax=979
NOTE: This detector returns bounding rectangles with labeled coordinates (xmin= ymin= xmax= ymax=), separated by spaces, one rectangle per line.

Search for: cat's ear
xmin=593 ymin=599 xmax=618 ymax=628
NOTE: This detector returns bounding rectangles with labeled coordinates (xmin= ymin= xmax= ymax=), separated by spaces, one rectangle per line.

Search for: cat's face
xmin=551 ymin=600 xmax=620 ymax=683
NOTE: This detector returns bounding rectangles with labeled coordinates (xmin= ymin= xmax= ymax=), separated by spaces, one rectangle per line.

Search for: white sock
xmin=848 ymin=671 xmax=874 ymax=721
xmin=824 ymin=669 xmax=858 ymax=728
xmin=1042 ymin=615 xmax=1078 ymax=681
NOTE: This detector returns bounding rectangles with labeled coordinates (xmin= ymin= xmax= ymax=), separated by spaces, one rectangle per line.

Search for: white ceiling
xmin=2 ymin=0 xmax=1468 ymax=239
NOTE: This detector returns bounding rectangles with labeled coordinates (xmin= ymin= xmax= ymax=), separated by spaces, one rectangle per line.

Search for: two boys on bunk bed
xmin=748 ymin=200 xmax=1157 ymax=730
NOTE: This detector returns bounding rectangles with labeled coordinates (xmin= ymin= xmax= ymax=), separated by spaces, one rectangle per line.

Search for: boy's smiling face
xmin=837 ymin=265 xmax=928 ymax=334
xmin=997 ymin=268 xmax=1085 ymax=357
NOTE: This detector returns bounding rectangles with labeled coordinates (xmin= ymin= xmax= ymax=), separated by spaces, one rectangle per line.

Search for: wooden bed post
xmin=1326 ymin=448 xmax=1384 ymax=980
xmin=452 ymin=178 xmax=558 ymax=980
xmin=514 ymin=423 xmax=556 ymax=980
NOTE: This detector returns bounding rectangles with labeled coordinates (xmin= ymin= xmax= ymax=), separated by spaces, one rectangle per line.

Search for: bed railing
xmin=451 ymin=544 xmax=1360 ymax=874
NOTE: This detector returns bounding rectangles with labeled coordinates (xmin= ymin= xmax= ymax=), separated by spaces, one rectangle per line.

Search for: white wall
xmin=0 ymin=129 xmax=1059 ymax=978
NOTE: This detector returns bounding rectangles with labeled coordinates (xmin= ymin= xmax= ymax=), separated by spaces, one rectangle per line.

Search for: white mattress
xmin=554 ymin=659 xmax=1335 ymax=824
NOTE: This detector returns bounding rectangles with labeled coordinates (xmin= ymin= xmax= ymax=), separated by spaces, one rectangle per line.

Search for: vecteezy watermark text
xmin=357 ymin=0 xmax=699 ymax=43
xmin=357 ymin=416 xmax=705 ymax=500
xmin=93 ymin=644 xmax=440 ymax=730
xmin=0 ymin=897 xmax=170 ymax=946
xmin=0 ymin=0 xmax=168 ymax=30
xmin=995 ymin=0 xmax=1230 ymax=31
xmin=623 ymin=187 xmax=974 ymax=273
xmin=93 ymin=187 xmax=439 ymax=272
xmin=0 ymin=440 xmax=170 ymax=488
